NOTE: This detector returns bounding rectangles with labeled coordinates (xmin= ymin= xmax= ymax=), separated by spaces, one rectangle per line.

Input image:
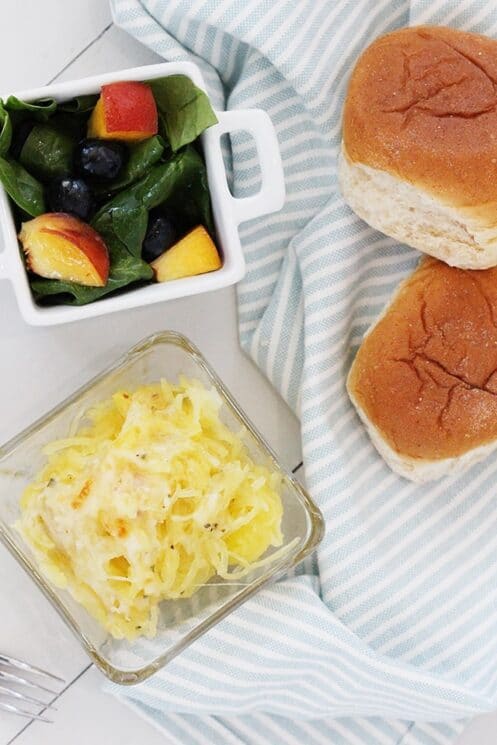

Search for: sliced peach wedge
xmin=151 ymin=226 xmax=222 ymax=282
xmin=19 ymin=213 xmax=110 ymax=287
xmin=88 ymin=82 xmax=158 ymax=142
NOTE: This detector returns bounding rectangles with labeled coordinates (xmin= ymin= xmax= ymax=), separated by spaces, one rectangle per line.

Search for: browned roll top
xmin=348 ymin=258 xmax=497 ymax=460
xmin=343 ymin=25 xmax=497 ymax=210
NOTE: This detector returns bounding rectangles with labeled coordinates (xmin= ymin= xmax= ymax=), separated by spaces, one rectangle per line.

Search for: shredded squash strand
xmin=17 ymin=378 xmax=283 ymax=639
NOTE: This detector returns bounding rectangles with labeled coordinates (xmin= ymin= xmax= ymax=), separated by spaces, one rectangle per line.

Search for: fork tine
xmin=0 ymin=684 xmax=57 ymax=710
xmin=0 ymin=670 xmax=57 ymax=696
xmin=0 ymin=654 xmax=64 ymax=684
xmin=0 ymin=701 xmax=52 ymax=723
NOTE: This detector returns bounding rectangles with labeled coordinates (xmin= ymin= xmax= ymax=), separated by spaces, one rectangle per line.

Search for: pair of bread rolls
xmin=341 ymin=26 xmax=497 ymax=481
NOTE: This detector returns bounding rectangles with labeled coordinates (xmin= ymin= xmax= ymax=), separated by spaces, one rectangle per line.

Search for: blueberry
xmin=74 ymin=139 xmax=127 ymax=180
xmin=142 ymin=210 xmax=178 ymax=263
xmin=47 ymin=177 xmax=95 ymax=221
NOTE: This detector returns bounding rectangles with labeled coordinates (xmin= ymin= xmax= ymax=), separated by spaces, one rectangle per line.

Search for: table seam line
xmin=6 ymin=663 xmax=93 ymax=744
xmin=47 ymin=22 xmax=114 ymax=85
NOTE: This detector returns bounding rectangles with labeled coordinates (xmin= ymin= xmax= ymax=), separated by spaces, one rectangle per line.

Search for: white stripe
xmin=240 ymin=207 xmax=315 ymax=239
xmin=240 ymin=269 xmax=280 ymax=294
xmin=245 ymin=247 xmax=286 ymax=273
xmin=223 ymin=34 xmax=244 ymax=83
xmin=424 ymin=595 xmax=497 ymax=674
xmin=279 ymin=142 xmax=334 ymax=169
xmin=165 ymin=713 xmax=213 ymax=745
xmin=266 ymin=0 xmax=332 ymax=69
xmin=200 ymin=717 xmax=244 ymax=745
xmin=414 ymin=723 xmax=453 ymax=745
xmin=356 ymin=718 xmax=401 ymax=745
xmin=241 ymin=164 xmax=333 ymax=192
xmin=220 ymin=717 xmax=266 ymax=745
xmin=328 ymin=719 xmax=370 ymax=745
xmin=232 ymin=64 xmax=281 ymax=102
xmin=266 ymin=251 xmax=298 ymax=378
xmin=240 ymin=0 xmax=293 ymax=47
xmin=210 ymin=25 xmax=224 ymax=68
xmin=280 ymin=294 xmax=304 ymax=400
xmin=242 ymin=228 xmax=295 ymax=256
xmin=305 ymin=267 xmax=406 ymax=306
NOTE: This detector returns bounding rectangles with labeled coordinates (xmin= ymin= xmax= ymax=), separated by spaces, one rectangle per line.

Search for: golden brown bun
xmin=344 ymin=25 xmax=497 ymax=209
xmin=347 ymin=257 xmax=497 ymax=481
xmin=341 ymin=26 xmax=497 ymax=269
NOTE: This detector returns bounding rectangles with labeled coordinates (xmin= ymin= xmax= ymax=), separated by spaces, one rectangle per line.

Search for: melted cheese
xmin=17 ymin=378 xmax=283 ymax=639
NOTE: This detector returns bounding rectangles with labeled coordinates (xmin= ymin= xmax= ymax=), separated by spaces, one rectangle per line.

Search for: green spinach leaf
xmin=4 ymin=96 xmax=57 ymax=122
xmin=30 ymin=254 xmax=152 ymax=306
xmin=148 ymin=76 xmax=217 ymax=151
xmin=169 ymin=154 xmax=214 ymax=236
xmin=58 ymin=95 xmax=98 ymax=114
xmin=31 ymin=146 xmax=210 ymax=305
xmin=0 ymin=157 xmax=45 ymax=216
xmin=0 ymin=102 xmax=12 ymax=157
xmin=94 ymin=136 xmax=165 ymax=197
xmin=20 ymin=124 xmax=73 ymax=180
xmin=92 ymin=145 xmax=207 ymax=253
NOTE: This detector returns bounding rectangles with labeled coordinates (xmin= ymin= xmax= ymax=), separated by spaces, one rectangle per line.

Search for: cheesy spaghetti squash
xmin=17 ymin=378 xmax=283 ymax=639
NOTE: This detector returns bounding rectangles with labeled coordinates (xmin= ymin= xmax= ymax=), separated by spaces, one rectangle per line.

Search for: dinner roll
xmin=340 ymin=26 xmax=497 ymax=269
xmin=347 ymin=257 xmax=497 ymax=482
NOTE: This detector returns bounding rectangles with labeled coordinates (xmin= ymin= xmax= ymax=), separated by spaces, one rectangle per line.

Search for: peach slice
xmin=19 ymin=213 xmax=110 ymax=287
xmin=88 ymin=82 xmax=158 ymax=142
xmin=151 ymin=226 xmax=222 ymax=282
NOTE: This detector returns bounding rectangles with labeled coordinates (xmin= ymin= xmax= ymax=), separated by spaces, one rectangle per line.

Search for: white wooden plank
xmin=0 ymin=0 xmax=111 ymax=91
xmin=11 ymin=666 xmax=165 ymax=745
xmin=0 ymin=283 xmax=302 ymax=471
xmin=52 ymin=23 xmax=163 ymax=83
xmin=455 ymin=713 xmax=497 ymax=745
xmin=0 ymin=546 xmax=87 ymax=744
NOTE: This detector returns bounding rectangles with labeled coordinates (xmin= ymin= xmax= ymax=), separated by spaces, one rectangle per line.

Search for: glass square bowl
xmin=0 ymin=332 xmax=324 ymax=684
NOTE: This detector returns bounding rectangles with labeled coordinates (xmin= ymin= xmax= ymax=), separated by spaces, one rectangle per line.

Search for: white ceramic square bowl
xmin=0 ymin=62 xmax=285 ymax=326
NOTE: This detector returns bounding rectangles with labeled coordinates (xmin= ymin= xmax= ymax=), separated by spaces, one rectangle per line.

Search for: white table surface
xmin=0 ymin=2 xmax=494 ymax=743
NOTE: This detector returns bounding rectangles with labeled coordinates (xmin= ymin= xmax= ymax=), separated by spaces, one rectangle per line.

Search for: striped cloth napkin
xmin=108 ymin=1 xmax=497 ymax=743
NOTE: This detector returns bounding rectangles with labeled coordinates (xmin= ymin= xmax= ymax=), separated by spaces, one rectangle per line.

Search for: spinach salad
xmin=0 ymin=75 xmax=219 ymax=305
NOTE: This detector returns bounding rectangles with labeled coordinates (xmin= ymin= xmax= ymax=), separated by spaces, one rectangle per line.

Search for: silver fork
xmin=0 ymin=654 xmax=64 ymax=723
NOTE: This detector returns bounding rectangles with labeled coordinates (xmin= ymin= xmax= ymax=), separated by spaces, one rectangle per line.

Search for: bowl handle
xmin=210 ymin=109 xmax=285 ymax=225
xmin=0 ymin=231 xmax=7 ymax=281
